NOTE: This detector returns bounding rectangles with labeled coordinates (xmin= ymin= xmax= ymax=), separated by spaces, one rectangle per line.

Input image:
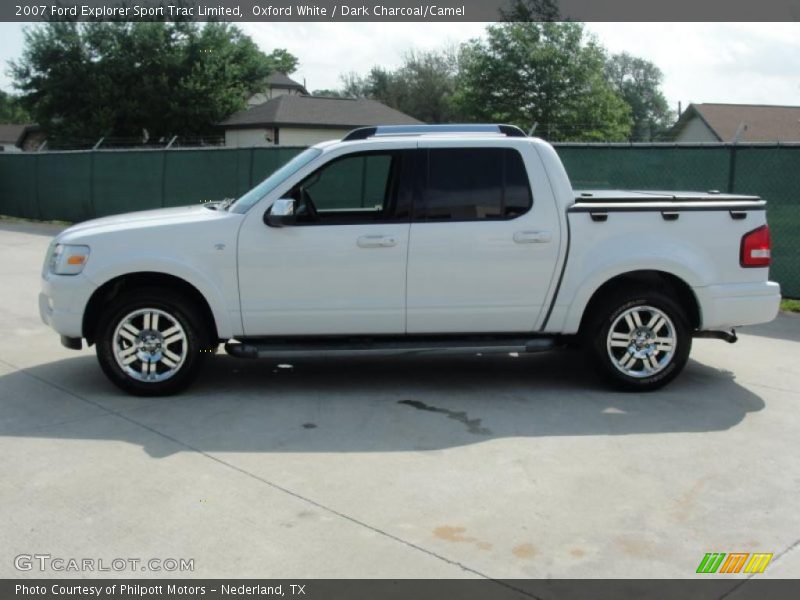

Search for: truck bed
xmin=544 ymin=189 xmax=772 ymax=334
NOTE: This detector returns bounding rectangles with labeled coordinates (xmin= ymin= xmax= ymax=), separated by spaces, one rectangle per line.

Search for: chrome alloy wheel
xmin=112 ymin=308 xmax=188 ymax=383
xmin=606 ymin=305 xmax=677 ymax=379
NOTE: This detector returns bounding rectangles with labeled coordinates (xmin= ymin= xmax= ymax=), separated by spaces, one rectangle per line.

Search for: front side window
xmin=230 ymin=147 xmax=322 ymax=214
xmin=418 ymin=148 xmax=532 ymax=221
xmin=292 ymin=150 xmax=410 ymax=224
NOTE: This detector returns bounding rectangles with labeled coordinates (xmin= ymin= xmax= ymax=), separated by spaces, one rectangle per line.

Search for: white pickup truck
xmin=40 ymin=124 xmax=780 ymax=395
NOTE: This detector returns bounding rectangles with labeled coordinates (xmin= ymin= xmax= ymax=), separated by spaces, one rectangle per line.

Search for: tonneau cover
xmin=574 ymin=190 xmax=761 ymax=203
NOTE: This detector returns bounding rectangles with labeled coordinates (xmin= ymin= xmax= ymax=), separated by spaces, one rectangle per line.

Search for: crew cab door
xmin=237 ymin=146 xmax=414 ymax=335
xmin=406 ymin=141 xmax=561 ymax=333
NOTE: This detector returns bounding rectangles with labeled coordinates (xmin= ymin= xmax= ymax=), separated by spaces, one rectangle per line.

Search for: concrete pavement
xmin=1 ymin=220 xmax=798 ymax=580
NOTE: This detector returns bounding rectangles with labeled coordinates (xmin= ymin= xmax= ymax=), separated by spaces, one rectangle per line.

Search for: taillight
xmin=740 ymin=225 xmax=771 ymax=268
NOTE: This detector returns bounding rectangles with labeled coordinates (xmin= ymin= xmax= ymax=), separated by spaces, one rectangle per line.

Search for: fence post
xmin=88 ymin=150 xmax=96 ymax=219
xmin=34 ymin=153 xmax=43 ymax=221
xmin=727 ymin=144 xmax=738 ymax=193
xmin=249 ymin=147 xmax=255 ymax=188
xmin=160 ymin=149 xmax=168 ymax=208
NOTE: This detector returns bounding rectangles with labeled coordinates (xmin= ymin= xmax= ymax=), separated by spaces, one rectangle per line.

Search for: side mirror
xmin=264 ymin=198 xmax=296 ymax=227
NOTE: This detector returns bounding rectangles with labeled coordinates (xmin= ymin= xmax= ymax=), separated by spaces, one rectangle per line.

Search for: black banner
xmin=4 ymin=579 xmax=800 ymax=600
xmin=3 ymin=0 xmax=800 ymax=22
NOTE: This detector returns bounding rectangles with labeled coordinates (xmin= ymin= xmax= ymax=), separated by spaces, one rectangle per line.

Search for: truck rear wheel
xmin=588 ymin=289 xmax=691 ymax=391
xmin=95 ymin=288 xmax=207 ymax=396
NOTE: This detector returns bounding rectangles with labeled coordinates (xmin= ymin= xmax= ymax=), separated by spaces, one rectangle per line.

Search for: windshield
xmin=230 ymin=148 xmax=323 ymax=214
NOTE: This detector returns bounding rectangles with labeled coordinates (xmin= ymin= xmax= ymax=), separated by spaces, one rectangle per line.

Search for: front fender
xmin=85 ymin=257 xmax=237 ymax=339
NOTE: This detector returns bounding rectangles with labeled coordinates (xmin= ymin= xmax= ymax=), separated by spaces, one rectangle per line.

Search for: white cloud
xmin=586 ymin=23 xmax=800 ymax=108
xmin=0 ymin=21 xmax=28 ymax=91
xmin=238 ymin=22 xmax=487 ymax=91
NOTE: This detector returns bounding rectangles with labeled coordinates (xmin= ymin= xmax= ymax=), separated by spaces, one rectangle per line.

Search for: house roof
xmin=221 ymin=95 xmax=423 ymax=129
xmin=265 ymin=72 xmax=307 ymax=93
xmin=0 ymin=123 xmax=28 ymax=145
xmin=671 ymin=103 xmax=800 ymax=142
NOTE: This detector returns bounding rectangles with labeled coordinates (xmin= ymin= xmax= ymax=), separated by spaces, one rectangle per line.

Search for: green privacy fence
xmin=0 ymin=143 xmax=798 ymax=296
xmin=0 ymin=146 xmax=306 ymax=222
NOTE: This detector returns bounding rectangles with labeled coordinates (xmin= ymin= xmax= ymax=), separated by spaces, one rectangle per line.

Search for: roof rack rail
xmin=342 ymin=124 xmax=527 ymax=141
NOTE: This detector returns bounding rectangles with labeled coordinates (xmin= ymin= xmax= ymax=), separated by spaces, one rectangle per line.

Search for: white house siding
xmin=225 ymin=126 xmax=352 ymax=148
xmin=224 ymin=128 xmax=277 ymax=148
xmin=673 ymin=116 xmax=720 ymax=142
xmin=277 ymin=127 xmax=351 ymax=146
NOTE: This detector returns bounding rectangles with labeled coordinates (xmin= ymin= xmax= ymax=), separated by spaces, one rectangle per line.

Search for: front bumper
xmin=39 ymin=272 xmax=97 ymax=340
xmin=696 ymin=280 xmax=781 ymax=330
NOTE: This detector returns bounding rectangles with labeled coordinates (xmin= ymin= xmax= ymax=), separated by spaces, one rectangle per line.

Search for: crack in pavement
xmin=741 ymin=381 xmax=800 ymax=396
xmin=0 ymin=357 xmax=541 ymax=598
xmin=717 ymin=537 xmax=800 ymax=599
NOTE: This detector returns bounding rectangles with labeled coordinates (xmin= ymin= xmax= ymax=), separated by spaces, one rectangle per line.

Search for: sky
xmin=1 ymin=21 xmax=799 ymax=112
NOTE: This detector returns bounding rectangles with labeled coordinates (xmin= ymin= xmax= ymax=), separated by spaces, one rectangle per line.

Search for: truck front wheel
xmin=588 ymin=289 xmax=691 ymax=391
xmin=95 ymin=288 xmax=207 ymax=396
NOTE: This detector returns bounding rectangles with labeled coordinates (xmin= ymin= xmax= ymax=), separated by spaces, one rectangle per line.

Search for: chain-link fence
xmin=0 ymin=142 xmax=798 ymax=296
xmin=31 ymin=135 xmax=226 ymax=152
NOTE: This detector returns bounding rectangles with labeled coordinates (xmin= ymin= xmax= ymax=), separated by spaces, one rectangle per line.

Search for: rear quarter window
xmin=418 ymin=147 xmax=532 ymax=221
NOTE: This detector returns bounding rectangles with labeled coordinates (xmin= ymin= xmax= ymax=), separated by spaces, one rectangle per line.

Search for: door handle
xmin=513 ymin=230 xmax=551 ymax=244
xmin=357 ymin=235 xmax=397 ymax=248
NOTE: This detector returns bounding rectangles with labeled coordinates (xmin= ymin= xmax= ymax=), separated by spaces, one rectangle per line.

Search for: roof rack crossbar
xmin=342 ymin=124 xmax=526 ymax=141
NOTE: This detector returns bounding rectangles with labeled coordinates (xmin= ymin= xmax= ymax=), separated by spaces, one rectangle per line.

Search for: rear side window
xmin=417 ymin=148 xmax=532 ymax=221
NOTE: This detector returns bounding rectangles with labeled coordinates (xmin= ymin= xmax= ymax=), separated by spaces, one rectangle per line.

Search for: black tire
xmin=95 ymin=288 xmax=209 ymax=396
xmin=586 ymin=287 xmax=692 ymax=392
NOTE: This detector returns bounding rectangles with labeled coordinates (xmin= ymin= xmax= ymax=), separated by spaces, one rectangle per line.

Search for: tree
xmin=388 ymin=49 xmax=461 ymax=123
xmin=10 ymin=22 xmax=297 ymax=142
xmin=311 ymin=89 xmax=345 ymax=97
xmin=500 ymin=0 xmax=561 ymax=21
xmin=605 ymin=52 xmax=673 ymax=141
xmin=265 ymin=48 xmax=299 ymax=74
xmin=337 ymin=70 xmax=374 ymax=98
xmin=0 ymin=90 xmax=30 ymax=123
xmin=333 ymin=49 xmax=461 ymax=123
xmin=454 ymin=22 xmax=632 ymax=141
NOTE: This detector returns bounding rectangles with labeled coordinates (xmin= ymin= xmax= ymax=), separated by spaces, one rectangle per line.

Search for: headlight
xmin=49 ymin=244 xmax=90 ymax=275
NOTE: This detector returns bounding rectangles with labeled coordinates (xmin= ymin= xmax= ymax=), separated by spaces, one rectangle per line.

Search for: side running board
xmin=225 ymin=337 xmax=557 ymax=359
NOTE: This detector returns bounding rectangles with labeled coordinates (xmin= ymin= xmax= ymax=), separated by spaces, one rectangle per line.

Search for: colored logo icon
xmin=696 ymin=552 xmax=773 ymax=574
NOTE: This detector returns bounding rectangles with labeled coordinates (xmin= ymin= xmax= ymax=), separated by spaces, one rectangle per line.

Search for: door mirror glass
xmin=265 ymin=198 xmax=296 ymax=227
